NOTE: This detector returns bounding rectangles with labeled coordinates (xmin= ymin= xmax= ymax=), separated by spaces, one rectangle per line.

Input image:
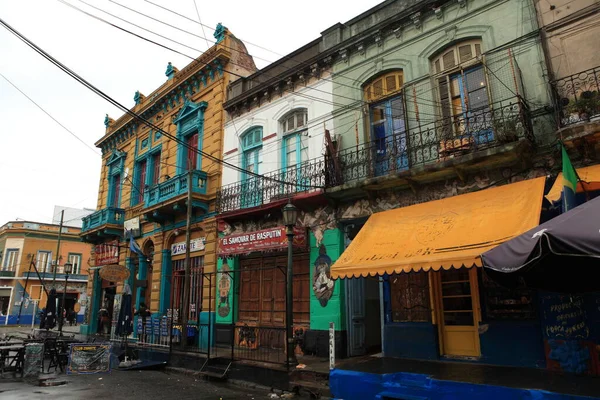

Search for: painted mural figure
xmin=218 ymin=261 xmax=232 ymax=318
xmin=313 ymin=245 xmax=335 ymax=307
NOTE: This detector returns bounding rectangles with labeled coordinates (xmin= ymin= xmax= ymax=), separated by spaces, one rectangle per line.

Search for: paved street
xmin=0 ymin=369 xmax=271 ymax=400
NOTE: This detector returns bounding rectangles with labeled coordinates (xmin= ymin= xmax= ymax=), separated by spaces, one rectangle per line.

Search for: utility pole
xmin=52 ymin=210 xmax=65 ymax=286
xmin=180 ymin=169 xmax=193 ymax=348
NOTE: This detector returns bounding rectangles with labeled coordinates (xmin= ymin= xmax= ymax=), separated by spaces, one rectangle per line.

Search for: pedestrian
xmin=39 ymin=308 xmax=46 ymax=329
xmin=98 ymin=305 xmax=110 ymax=335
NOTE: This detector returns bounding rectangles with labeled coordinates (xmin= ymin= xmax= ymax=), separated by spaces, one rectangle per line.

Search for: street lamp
xmin=59 ymin=262 xmax=72 ymax=335
xmin=282 ymin=201 xmax=298 ymax=368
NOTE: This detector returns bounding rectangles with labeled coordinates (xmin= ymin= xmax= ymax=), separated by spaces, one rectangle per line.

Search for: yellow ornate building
xmin=80 ymin=25 xmax=256 ymax=337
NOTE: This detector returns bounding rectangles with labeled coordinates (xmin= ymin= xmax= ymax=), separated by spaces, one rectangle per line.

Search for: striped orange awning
xmin=546 ymin=164 xmax=600 ymax=203
xmin=331 ymin=177 xmax=547 ymax=279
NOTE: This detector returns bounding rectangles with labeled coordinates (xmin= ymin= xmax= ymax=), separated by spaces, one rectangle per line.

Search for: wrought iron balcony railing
xmin=326 ymin=96 xmax=532 ymax=187
xmin=145 ymin=170 xmax=208 ymax=209
xmin=216 ymin=158 xmax=326 ymax=213
xmin=0 ymin=270 xmax=16 ymax=277
xmin=551 ymin=66 xmax=600 ymax=127
xmin=24 ymin=271 xmax=87 ymax=281
xmin=81 ymin=207 xmax=125 ymax=233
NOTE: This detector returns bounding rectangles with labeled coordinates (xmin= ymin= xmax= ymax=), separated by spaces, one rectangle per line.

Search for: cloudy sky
xmin=0 ymin=0 xmax=382 ymax=226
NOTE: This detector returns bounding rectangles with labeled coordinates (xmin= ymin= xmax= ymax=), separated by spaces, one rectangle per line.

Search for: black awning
xmin=481 ymin=195 xmax=600 ymax=293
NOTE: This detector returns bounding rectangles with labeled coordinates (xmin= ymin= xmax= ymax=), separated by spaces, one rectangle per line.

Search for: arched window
xmin=241 ymin=126 xmax=263 ymax=178
xmin=430 ymin=39 xmax=489 ymax=141
xmin=280 ymin=109 xmax=308 ymax=170
xmin=362 ymin=70 xmax=408 ymax=175
xmin=240 ymin=127 xmax=263 ymax=207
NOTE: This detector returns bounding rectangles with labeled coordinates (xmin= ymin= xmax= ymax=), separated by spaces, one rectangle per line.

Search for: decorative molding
xmin=434 ymin=7 xmax=443 ymax=19
xmin=411 ymin=12 xmax=422 ymax=29
xmin=457 ymin=0 xmax=467 ymax=8
xmin=134 ymin=91 xmax=145 ymax=105
xmin=339 ymin=48 xmax=349 ymax=63
xmin=224 ymin=148 xmax=238 ymax=156
xmin=445 ymin=25 xmax=458 ymax=42
xmin=393 ymin=26 xmax=403 ymax=40
xmin=165 ymin=62 xmax=178 ymax=80
xmin=262 ymin=133 xmax=277 ymax=141
xmin=214 ymin=23 xmax=226 ymax=43
xmin=374 ymin=30 xmax=383 ymax=47
xmin=357 ymin=43 xmax=366 ymax=55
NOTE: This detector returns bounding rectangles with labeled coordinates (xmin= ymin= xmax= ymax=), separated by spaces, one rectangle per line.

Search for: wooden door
xmin=239 ymin=258 xmax=261 ymax=323
xmin=436 ymin=268 xmax=481 ymax=357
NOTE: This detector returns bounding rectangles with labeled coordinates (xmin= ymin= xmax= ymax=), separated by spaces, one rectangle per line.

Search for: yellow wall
xmin=87 ymin=28 xmax=256 ymax=316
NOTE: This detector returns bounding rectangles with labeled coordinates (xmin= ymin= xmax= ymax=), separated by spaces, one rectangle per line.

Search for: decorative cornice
xmin=98 ymin=51 xmax=230 ymax=154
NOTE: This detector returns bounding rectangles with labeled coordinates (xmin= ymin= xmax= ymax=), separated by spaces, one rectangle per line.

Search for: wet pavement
xmin=0 ymin=369 xmax=272 ymax=400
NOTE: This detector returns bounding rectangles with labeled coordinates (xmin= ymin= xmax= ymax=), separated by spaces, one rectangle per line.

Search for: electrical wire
xmin=0 ymin=16 xmax=324 ymax=189
xmin=0 ymin=71 xmax=101 ymax=155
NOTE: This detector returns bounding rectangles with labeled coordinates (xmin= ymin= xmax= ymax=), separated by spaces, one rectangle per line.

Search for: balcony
xmin=551 ymin=67 xmax=600 ymax=149
xmin=145 ymin=170 xmax=208 ymax=208
xmin=0 ymin=270 xmax=16 ymax=278
xmin=142 ymin=170 xmax=209 ymax=222
xmin=80 ymin=207 xmax=125 ymax=243
xmin=216 ymin=158 xmax=326 ymax=213
xmin=24 ymin=271 xmax=88 ymax=282
xmin=552 ymin=67 xmax=600 ymax=127
xmin=326 ymin=96 xmax=533 ymax=192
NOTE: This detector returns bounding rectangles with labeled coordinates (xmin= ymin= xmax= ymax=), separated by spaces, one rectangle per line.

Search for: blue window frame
xmin=280 ymin=109 xmax=309 ymax=190
xmin=240 ymin=127 xmax=263 ymax=208
xmin=2 ymin=249 xmax=19 ymax=271
xmin=106 ymin=150 xmax=126 ymax=209
xmin=173 ymin=100 xmax=207 ymax=174
xmin=369 ymin=95 xmax=408 ymax=176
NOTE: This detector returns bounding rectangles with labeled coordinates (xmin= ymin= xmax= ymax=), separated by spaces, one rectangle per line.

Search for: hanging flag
xmin=561 ymin=144 xmax=578 ymax=212
xmin=127 ymin=229 xmax=145 ymax=258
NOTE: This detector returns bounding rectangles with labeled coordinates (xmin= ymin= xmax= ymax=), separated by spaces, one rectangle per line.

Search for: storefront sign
xmin=95 ymin=240 xmax=119 ymax=266
xmin=67 ymin=343 xmax=111 ymax=374
xmin=218 ymin=226 xmax=307 ymax=256
xmin=171 ymin=238 xmax=206 ymax=256
xmin=124 ymin=217 xmax=141 ymax=237
xmin=99 ymin=264 xmax=130 ymax=282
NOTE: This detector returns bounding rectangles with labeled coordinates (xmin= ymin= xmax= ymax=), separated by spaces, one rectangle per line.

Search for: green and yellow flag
xmin=561 ymin=144 xmax=578 ymax=212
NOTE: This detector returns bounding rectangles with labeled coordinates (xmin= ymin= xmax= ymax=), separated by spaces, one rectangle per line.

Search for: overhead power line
xmin=0 ymin=17 xmax=324 ymax=189
xmin=0 ymin=71 xmax=101 ymax=155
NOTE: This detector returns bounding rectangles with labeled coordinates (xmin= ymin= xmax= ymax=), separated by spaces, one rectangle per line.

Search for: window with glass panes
xmin=67 ymin=253 xmax=82 ymax=275
xmin=363 ymin=71 xmax=408 ymax=174
xmin=432 ymin=40 xmax=488 ymax=137
xmin=241 ymin=127 xmax=262 ymax=178
xmin=37 ymin=250 xmax=52 ymax=273
xmin=281 ymin=109 xmax=308 ymax=169
xmin=2 ymin=249 xmax=19 ymax=271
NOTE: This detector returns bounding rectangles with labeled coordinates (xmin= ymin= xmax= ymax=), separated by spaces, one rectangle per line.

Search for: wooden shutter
xmin=187 ymin=133 xmax=198 ymax=170
xmin=458 ymin=45 xmax=473 ymax=63
xmin=442 ymin=50 xmax=456 ymax=70
xmin=138 ymin=160 xmax=146 ymax=203
xmin=438 ymin=77 xmax=453 ymax=138
xmin=152 ymin=152 xmax=160 ymax=185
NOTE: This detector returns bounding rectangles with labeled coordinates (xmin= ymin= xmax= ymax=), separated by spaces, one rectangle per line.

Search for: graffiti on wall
xmin=217 ymin=261 xmax=232 ymax=318
xmin=313 ymin=245 xmax=335 ymax=307
xmin=218 ymin=164 xmax=553 ymax=247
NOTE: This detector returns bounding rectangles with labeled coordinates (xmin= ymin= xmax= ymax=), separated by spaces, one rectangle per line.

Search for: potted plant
xmin=566 ymin=91 xmax=600 ymax=123
xmin=492 ymin=117 xmax=520 ymax=144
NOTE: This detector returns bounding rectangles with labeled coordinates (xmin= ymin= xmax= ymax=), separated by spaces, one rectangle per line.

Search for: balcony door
xmin=240 ymin=127 xmax=263 ymax=208
xmin=370 ymin=96 xmax=408 ymax=176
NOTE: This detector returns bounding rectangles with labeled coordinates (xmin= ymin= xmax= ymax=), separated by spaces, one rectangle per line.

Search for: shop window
xmin=389 ymin=271 xmax=431 ymax=322
xmin=481 ymin=270 xmax=537 ymax=320
xmin=171 ymin=256 xmax=204 ymax=321
xmin=2 ymin=248 xmax=19 ymax=271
